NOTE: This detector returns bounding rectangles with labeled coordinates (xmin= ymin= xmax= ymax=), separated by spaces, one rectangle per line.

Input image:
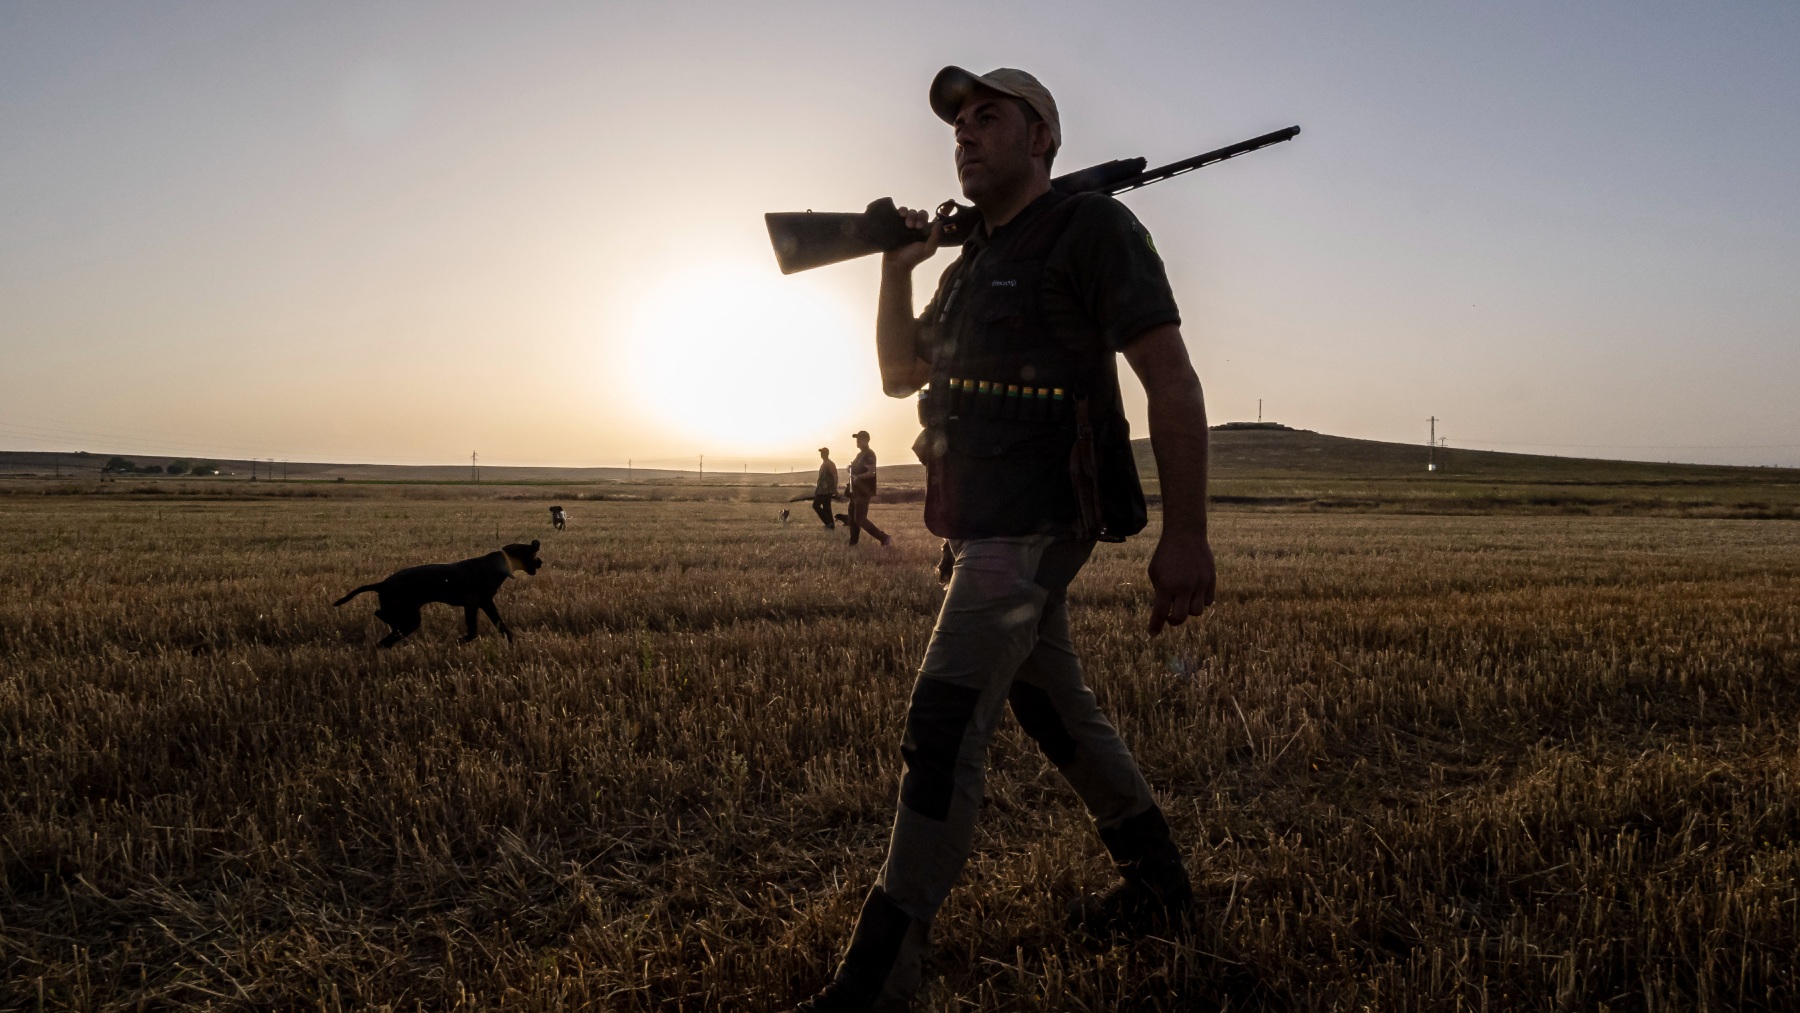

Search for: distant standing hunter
xmin=787 ymin=67 xmax=1217 ymax=1012
xmin=845 ymin=430 xmax=891 ymax=547
xmin=813 ymin=447 xmax=839 ymax=529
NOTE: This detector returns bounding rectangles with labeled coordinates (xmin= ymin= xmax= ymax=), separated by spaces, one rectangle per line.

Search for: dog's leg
xmin=481 ymin=600 xmax=512 ymax=641
xmin=379 ymin=607 xmax=421 ymax=648
xmin=462 ymin=605 xmax=480 ymax=642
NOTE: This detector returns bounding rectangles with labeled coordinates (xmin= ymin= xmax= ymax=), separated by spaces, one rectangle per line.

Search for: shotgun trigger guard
xmin=934 ymin=201 xmax=977 ymax=243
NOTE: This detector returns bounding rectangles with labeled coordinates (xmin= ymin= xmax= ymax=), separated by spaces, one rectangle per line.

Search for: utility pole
xmin=1427 ymin=416 xmax=1438 ymax=472
xmin=698 ymin=454 xmax=703 ymax=480
xmin=1258 ymin=398 xmax=1263 ymax=423
xmin=471 ymin=451 xmax=479 ymax=483
xmin=627 ymin=458 xmax=632 ymax=480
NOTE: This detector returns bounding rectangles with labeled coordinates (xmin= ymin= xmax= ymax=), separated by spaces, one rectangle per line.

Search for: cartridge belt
xmin=917 ymin=377 xmax=1074 ymax=426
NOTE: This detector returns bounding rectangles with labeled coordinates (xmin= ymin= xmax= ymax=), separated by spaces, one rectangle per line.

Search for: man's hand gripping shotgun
xmin=765 ymin=125 xmax=1299 ymax=274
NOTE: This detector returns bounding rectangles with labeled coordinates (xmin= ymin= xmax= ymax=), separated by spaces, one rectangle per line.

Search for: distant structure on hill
xmin=1212 ymin=422 xmax=1297 ymax=432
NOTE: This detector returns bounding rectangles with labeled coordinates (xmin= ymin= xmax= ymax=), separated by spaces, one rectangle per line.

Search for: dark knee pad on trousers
xmin=1008 ymin=680 xmax=1080 ymax=768
xmin=900 ymin=678 xmax=982 ymax=821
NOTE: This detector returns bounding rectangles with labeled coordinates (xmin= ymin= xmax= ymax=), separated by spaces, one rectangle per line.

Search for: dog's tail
xmin=333 ymin=583 xmax=382 ymax=607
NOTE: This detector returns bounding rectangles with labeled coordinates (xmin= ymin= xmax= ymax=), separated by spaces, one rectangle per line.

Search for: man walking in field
xmin=843 ymin=430 xmax=891 ymax=547
xmin=813 ymin=447 xmax=839 ymax=529
xmin=787 ymin=66 xmax=1216 ymax=1012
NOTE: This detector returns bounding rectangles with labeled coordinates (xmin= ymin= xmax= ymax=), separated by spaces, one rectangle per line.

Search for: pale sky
xmin=4 ymin=2 xmax=1797 ymax=469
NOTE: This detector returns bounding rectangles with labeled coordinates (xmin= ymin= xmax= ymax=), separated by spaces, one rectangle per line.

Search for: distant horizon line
xmin=4 ymin=426 xmax=1799 ymax=474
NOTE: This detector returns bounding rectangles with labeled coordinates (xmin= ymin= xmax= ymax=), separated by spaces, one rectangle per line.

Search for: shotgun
xmin=765 ymin=125 xmax=1299 ymax=274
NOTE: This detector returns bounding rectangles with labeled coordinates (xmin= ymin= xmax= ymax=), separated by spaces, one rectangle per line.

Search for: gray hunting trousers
xmin=837 ymin=534 xmax=1158 ymax=1005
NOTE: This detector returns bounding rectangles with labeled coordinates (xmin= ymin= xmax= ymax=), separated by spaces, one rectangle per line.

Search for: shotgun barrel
xmin=1100 ymin=125 xmax=1300 ymax=196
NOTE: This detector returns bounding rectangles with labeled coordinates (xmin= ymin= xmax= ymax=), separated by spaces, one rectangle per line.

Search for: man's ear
xmin=1030 ymin=121 xmax=1055 ymax=166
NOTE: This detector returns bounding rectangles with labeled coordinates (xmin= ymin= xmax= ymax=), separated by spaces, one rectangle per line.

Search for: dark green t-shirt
xmin=920 ymin=192 xmax=1181 ymax=356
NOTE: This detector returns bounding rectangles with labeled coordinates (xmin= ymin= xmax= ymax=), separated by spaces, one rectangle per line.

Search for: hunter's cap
xmin=929 ymin=66 xmax=1061 ymax=152
xmin=852 ymin=430 xmax=870 ymax=440
xmin=818 ymin=447 xmax=830 ymax=454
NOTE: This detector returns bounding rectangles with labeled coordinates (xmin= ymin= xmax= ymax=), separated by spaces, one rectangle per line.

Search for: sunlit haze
xmin=627 ymin=264 xmax=866 ymax=454
xmin=3 ymin=2 xmax=1797 ymax=468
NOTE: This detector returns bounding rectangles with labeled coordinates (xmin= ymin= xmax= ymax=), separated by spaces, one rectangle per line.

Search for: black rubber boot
xmin=787 ymin=887 xmax=922 ymax=1013
xmin=1068 ymin=804 xmax=1194 ymax=935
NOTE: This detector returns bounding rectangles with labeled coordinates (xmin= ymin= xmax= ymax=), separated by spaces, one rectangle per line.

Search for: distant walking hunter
xmin=844 ymin=430 xmax=890 ymax=547
xmin=813 ymin=447 xmax=839 ymax=529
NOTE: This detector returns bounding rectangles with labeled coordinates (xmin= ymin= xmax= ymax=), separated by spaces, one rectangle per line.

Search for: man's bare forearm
xmin=877 ymin=263 xmax=929 ymax=397
xmin=1123 ymin=325 xmax=1216 ymax=629
xmin=1147 ymin=371 xmax=1209 ymax=539
xmin=1124 ymin=325 xmax=1209 ymax=539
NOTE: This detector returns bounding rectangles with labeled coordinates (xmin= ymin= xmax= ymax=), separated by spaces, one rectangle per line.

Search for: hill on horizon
xmin=2 ymin=424 xmax=1795 ymax=486
xmin=3 ymin=426 xmax=1797 ymax=517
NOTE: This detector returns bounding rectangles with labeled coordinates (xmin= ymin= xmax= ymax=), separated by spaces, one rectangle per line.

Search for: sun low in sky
xmin=626 ymin=265 xmax=866 ymax=453
xmin=2 ymin=2 xmax=1797 ymax=468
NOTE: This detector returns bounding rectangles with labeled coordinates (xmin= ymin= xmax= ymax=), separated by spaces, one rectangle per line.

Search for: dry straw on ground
xmin=3 ymin=491 xmax=1797 ymax=1010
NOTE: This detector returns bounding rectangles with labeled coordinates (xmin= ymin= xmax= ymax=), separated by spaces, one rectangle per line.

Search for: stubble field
xmin=3 ymin=486 xmax=1798 ymax=1011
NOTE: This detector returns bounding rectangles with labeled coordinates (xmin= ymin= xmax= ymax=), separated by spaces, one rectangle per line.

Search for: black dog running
xmin=334 ymin=540 xmax=542 ymax=647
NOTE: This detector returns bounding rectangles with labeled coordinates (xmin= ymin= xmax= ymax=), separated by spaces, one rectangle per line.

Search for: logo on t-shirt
xmin=991 ymin=279 xmax=1017 ymax=287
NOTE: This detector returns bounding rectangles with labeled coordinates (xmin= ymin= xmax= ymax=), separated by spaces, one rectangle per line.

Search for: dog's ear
xmin=531 ymin=539 xmax=540 ymax=550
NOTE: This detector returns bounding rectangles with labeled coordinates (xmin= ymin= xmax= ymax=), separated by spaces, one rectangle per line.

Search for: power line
xmin=1455 ymin=438 xmax=1800 ymax=450
xmin=0 ymin=416 xmax=319 ymax=460
xmin=0 ymin=417 xmax=265 ymax=455
xmin=0 ymin=421 xmax=266 ymax=457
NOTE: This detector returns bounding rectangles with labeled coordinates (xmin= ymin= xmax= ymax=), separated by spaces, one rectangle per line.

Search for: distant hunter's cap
xmin=818 ymin=446 xmax=830 ymax=454
xmin=929 ymin=66 xmax=1061 ymax=152
xmin=851 ymin=430 xmax=870 ymax=440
